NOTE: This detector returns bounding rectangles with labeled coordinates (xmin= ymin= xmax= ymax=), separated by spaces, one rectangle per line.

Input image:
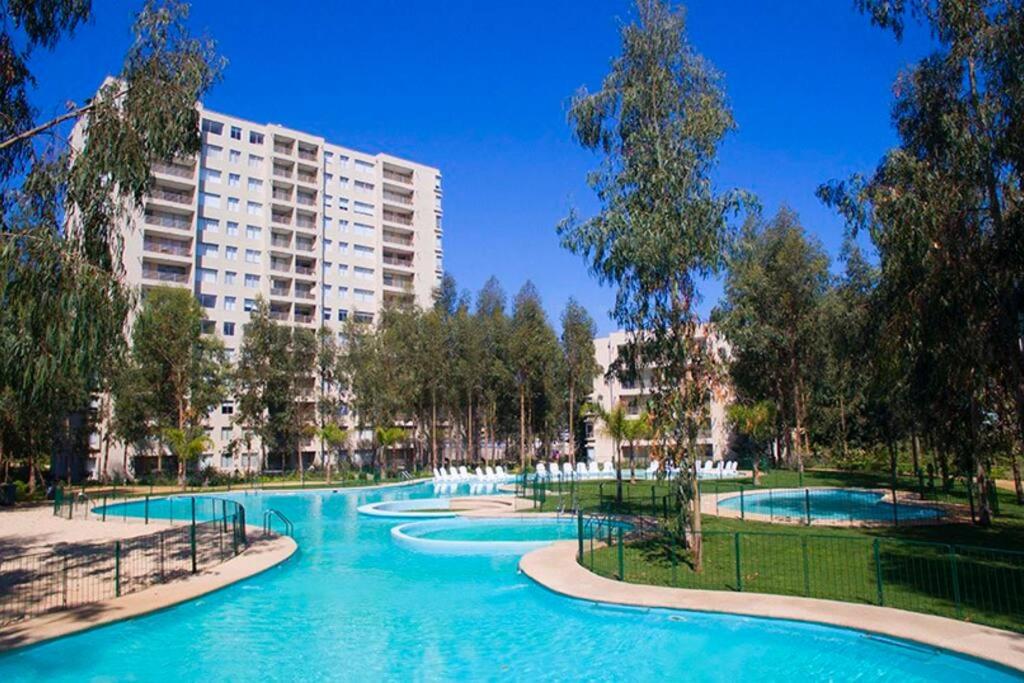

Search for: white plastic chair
xmin=576 ymin=462 xmax=588 ymax=479
xmin=587 ymin=462 xmax=601 ymax=478
xmin=495 ymin=465 xmax=506 ymax=479
xmin=535 ymin=462 xmax=548 ymax=480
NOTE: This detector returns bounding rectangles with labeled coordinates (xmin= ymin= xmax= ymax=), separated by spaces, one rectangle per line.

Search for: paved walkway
xmin=0 ymin=504 xmax=296 ymax=652
xmin=519 ymin=540 xmax=1024 ymax=673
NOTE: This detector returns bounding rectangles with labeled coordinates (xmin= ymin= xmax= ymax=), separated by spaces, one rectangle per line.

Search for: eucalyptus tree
xmin=714 ymin=208 xmax=831 ymax=474
xmin=114 ymin=287 xmax=227 ymax=483
xmin=0 ymin=0 xmax=222 ymax=486
xmin=560 ymin=298 xmax=600 ymax=465
xmin=820 ymin=0 xmax=1024 ymax=525
xmin=476 ymin=277 xmax=514 ymax=464
xmin=315 ymin=326 xmax=346 ymax=481
xmin=508 ymin=283 xmax=562 ymax=469
xmin=558 ymin=0 xmax=747 ymax=552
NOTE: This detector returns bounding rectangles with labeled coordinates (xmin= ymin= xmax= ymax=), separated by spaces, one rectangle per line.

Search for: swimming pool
xmin=716 ymin=487 xmax=945 ymax=523
xmin=392 ymin=517 xmax=579 ymax=555
xmin=0 ymin=482 xmax=1014 ymax=681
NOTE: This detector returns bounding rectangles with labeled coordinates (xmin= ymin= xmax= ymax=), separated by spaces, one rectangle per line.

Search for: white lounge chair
xmin=446 ymin=466 xmax=460 ymax=481
xmin=576 ymin=462 xmax=588 ymax=479
xmin=646 ymin=460 xmax=659 ymax=478
xmin=602 ymin=462 xmax=616 ymax=478
xmin=484 ymin=465 xmax=497 ymax=481
xmin=562 ymin=462 xmax=573 ymax=479
xmin=495 ymin=465 xmax=506 ymax=479
xmin=535 ymin=462 xmax=548 ymax=480
xmin=587 ymin=462 xmax=601 ymax=478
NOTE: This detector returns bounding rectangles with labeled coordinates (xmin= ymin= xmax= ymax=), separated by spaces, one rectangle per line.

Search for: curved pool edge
xmin=519 ymin=540 xmax=1024 ymax=674
xmin=358 ymin=497 xmax=456 ymax=518
xmin=0 ymin=533 xmax=298 ymax=655
xmin=702 ymin=486 xmax=961 ymax=527
xmin=391 ymin=517 xmax=576 ymax=555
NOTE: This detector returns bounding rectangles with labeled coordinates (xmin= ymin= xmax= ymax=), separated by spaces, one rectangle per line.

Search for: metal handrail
xmin=263 ymin=509 xmax=294 ymax=537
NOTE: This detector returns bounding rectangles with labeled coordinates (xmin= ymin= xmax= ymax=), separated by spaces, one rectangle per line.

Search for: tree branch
xmin=0 ymin=101 xmax=96 ymax=153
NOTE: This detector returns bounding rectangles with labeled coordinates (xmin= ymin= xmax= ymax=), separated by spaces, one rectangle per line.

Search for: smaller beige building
xmin=584 ymin=328 xmax=734 ymax=465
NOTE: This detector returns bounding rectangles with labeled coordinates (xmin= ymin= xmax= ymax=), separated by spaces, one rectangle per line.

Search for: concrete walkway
xmin=520 ymin=540 xmax=1024 ymax=673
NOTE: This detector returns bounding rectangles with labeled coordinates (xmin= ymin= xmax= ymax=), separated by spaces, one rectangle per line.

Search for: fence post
xmin=801 ymin=537 xmax=810 ymax=596
xmin=671 ymin=537 xmax=678 ymax=585
xmin=616 ymin=525 xmax=624 ymax=580
xmin=651 ymin=486 xmax=656 ymax=515
xmin=144 ymin=496 xmax=150 ymax=525
xmin=159 ymin=531 xmax=165 ymax=581
xmin=804 ymin=489 xmax=811 ymax=526
xmin=734 ymin=532 xmax=743 ymax=591
xmin=873 ymin=538 xmax=884 ymax=606
xmin=102 ymin=496 xmax=107 ymax=522
xmin=114 ymin=541 xmax=121 ymax=597
xmin=740 ymin=486 xmax=745 ymax=520
xmin=949 ymin=545 xmax=963 ymax=619
xmin=190 ymin=497 xmax=197 ymax=574
xmin=62 ymin=555 xmax=69 ymax=607
xmin=576 ymin=509 xmax=584 ymax=563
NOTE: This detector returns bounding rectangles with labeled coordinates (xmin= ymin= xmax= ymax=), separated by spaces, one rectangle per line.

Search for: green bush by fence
xmin=578 ymin=516 xmax=1024 ymax=633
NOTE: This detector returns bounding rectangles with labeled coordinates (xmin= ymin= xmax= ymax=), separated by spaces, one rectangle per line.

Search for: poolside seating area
xmin=432 ymin=465 xmax=512 ymax=485
xmin=528 ymin=459 xmax=742 ymax=481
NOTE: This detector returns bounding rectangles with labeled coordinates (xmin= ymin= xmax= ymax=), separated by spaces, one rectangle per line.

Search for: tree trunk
xmin=629 ymin=441 xmax=636 ymax=484
xmin=1010 ymin=446 xmax=1024 ymax=505
xmin=615 ymin=439 xmax=623 ymax=504
xmin=431 ymin=389 xmax=438 ymax=471
xmin=838 ymin=393 xmax=848 ymax=460
xmin=568 ymin=384 xmax=575 ymax=466
xmin=690 ymin=439 xmax=703 ymax=570
xmin=519 ymin=386 xmax=526 ymax=472
xmin=975 ymin=458 xmax=992 ymax=527
xmin=910 ymin=432 xmax=921 ymax=475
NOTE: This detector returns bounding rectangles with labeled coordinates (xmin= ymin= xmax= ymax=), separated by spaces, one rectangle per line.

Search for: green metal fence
xmin=577 ymin=516 xmax=1024 ymax=633
xmin=0 ymin=496 xmax=248 ymax=627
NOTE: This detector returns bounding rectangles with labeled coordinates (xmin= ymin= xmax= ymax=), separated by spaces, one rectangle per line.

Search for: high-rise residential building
xmin=584 ymin=329 xmax=735 ymax=465
xmin=77 ymin=104 xmax=443 ymax=478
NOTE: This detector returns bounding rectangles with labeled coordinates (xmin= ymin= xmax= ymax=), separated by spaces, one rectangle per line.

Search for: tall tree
xmin=560 ymin=298 xmax=600 ymax=466
xmin=114 ymin=286 xmax=227 ymax=484
xmin=558 ymin=0 xmax=747 ymax=555
xmin=714 ymin=208 xmax=831 ymax=473
xmin=0 ymin=0 xmax=222 ymax=487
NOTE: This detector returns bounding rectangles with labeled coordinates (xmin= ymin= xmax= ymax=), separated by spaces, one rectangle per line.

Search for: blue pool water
xmin=402 ymin=517 xmax=578 ymax=543
xmin=717 ymin=487 xmax=945 ymax=523
xmin=1 ymin=483 xmax=1014 ymax=681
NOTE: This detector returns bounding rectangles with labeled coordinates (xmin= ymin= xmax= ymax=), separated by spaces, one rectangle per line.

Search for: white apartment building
xmin=80 ymin=104 xmax=442 ymax=478
xmin=585 ymin=329 xmax=735 ymax=465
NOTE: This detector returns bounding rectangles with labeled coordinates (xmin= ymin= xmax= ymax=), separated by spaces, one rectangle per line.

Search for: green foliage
xmin=560 ymin=298 xmax=600 ymax=462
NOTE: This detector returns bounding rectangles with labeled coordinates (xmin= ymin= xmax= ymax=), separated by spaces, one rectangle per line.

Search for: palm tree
xmin=162 ymin=427 xmax=213 ymax=488
xmin=622 ymin=410 xmax=652 ymax=484
xmin=375 ymin=426 xmax=406 ymax=479
xmin=317 ymin=422 xmax=349 ymax=484
xmin=583 ymin=401 xmax=629 ymax=504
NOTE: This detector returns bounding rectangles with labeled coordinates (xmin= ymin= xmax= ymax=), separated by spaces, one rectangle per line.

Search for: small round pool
xmin=357 ymin=497 xmax=456 ymax=518
xmin=392 ymin=517 xmax=579 ymax=555
xmin=716 ymin=487 xmax=945 ymax=524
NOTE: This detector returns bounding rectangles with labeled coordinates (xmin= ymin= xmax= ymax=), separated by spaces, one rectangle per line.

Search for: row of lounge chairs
xmin=432 ymin=465 xmax=509 ymax=484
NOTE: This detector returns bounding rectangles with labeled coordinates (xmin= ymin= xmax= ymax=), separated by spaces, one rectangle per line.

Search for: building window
xmin=354 ymin=180 xmax=374 ymax=193
xmin=248 ymin=177 xmax=263 ymax=192
xmin=229 ymin=149 xmax=241 ymax=163
xmin=221 ymin=402 xmax=234 ymax=415
xmin=338 ymin=155 xmax=350 ymax=168
xmin=338 ymin=309 xmax=348 ymax=321
xmin=337 ymin=242 xmax=349 ymax=254
xmin=323 ymin=307 xmax=332 ymax=321
xmin=224 ymin=271 xmax=237 ymax=285
xmin=353 ymin=201 xmax=374 ymax=216
xmin=197 ymin=267 xmax=217 ymax=283
xmin=226 ymin=221 xmax=239 ymax=236
xmin=199 ymin=192 xmax=220 ymax=209
xmin=201 ymin=168 xmax=221 ymax=184
xmin=354 ymin=245 xmax=373 ymax=257
xmin=200 ymin=320 xmax=215 ymax=334
xmin=225 ymin=246 xmax=237 ymax=261
xmin=223 ymin=321 xmax=235 ymax=336
xmin=246 ymin=225 xmax=262 ymax=240
xmin=227 ymin=197 xmax=240 ymax=212
xmin=354 ymin=288 xmax=373 ymax=303
xmin=201 ymin=119 xmax=223 ymax=135
xmin=203 ymin=144 xmax=223 ymax=159
xmin=354 ymin=311 xmax=373 ymax=323
xmin=230 ymin=126 xmax=241 ymax=140
xmin=338 ymin=286 xmax=348 ymax=298
xmin=244 ymin=298 xmax=256 ymax=312
xmin=247 ymin=154 xmax=262 ymax=168
xmin=354 ymin=223 xmax=373 ymax=236
xmin=224 ymin=296 xmax=237 ymax=311
xmin=244 ymin=274 xmax=260 ymax=288
xmin=220 ymin=427 xmax=233 ymax=441
xmin=355 ymin=159 xmax=374 ymax=172
xmin=249 ymin=131 xmax=264 ymax=145
xmin=199 ymin=242 xmax=218 ymax=258
xmin=354 ymin=266 xmax=373 ymax=280
xmin=338 ymin=177 xmax=350 ymax=188
xmin=200 ymin=218 xmax=219 ymax=232
xmin=338 ymin=220 xmax=350 ymax=232
xmin=338 ymin=197 xmax=349 ymax=211
xmin=246 ymin=201 xmax=262 ymax=216
xmin=199 ymin=293 xmax=216 ymax=308
xmin=245 ymin=249 xmax=260 ymax=264
xmin=228 ymin=173 xmax=240 ymax=187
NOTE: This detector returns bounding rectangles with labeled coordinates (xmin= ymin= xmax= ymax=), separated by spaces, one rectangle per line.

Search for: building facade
xmin=584 ymin=329 xmax=734 ymax=466
xmin=80 ymin=104 xmax=442 ymax=478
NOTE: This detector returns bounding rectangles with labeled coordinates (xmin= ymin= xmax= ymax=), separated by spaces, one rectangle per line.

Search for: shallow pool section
xmin=717 ymin=487 xmax=945 ymax=524
xmin=1 ymin=483 xmax=1016 ymax=681
xmin=392 ymin=517 xmax=578 ymax=555
xmin=358 ymin=497 xmax=456 ymax=518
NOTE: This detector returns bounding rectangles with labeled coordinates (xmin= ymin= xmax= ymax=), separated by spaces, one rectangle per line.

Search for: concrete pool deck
xmin=519 ymin=540 xmax=1024 ymax=673
xmin=0 ymin=505 xmax=297 ymax=653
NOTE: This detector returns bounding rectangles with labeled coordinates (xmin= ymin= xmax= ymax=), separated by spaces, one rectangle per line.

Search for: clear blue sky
xmin=32 ymin=1 xmax=932 ymax=334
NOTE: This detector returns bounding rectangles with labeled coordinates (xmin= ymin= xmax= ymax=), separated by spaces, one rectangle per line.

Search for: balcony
xmin=271 ymin=237 xmax=292 ymax=249
xmin=149 ymin=187 xmax=193 ymax=205
xmin=382 ymin=231 xmax=413 ymax=247
xmin=143 ymin=238 xmax=191 ymax=257
xmin=295 ymin=241 xmax=315 ymax=253
xmin=272 ymin=188 xmax=293 ymax=201
xmin=271 ymin=261 xmax=292 ymax=273
xmin=152 ymin=162 xmax=195 ymax=179
xmin=273 ymin=165 xmax=294 ymax=180
xmin=295 ymin=289 xmax=316 ymax=300
xmin=144 ymin=211 xmax=191 ymax=230
xmin=294 ymin=313 xmax=313 ymax=324
xmin=382 ymin=210 xmax=412 ymax=226
xmin=296 ymin=171 xmax=317 ymax=185
xmin=142 ymin=266 xmax=188 ymax=283
xmin=383 ymin=274 xmax=413 ymax=289
xmin=297 ymin=147 xmax=318 ymax=162
xmin=382 ymin=190 xmax=413 ymax=206
xmin=296 ymin=193 xmax=316 ymax=207
xmin=273 ymin=142 xmax=293 ymax=155
xmin=270 ymin=286 xmax=291 ymax=297
xmin=269 ymin=310 xmax=289 ymax=321
xmin=271 ymin=212 xmax=292 ymax=226
xmin=295 ymin=264 xmax=315 ymax=276
xmin=383 ymin=168 xmax=413 ymax=185
xmin=383 ymin=255 xmax=413 ymax=269
xmin=295 ymin=215 xmax=316 ymax=230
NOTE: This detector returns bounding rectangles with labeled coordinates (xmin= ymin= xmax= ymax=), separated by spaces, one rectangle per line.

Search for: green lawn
xmin=527 ymin=469 xmax=1024 ymax=633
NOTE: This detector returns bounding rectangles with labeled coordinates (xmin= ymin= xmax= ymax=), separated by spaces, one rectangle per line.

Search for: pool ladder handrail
xmin=262 ymin=508 xmax=294 ymax=537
